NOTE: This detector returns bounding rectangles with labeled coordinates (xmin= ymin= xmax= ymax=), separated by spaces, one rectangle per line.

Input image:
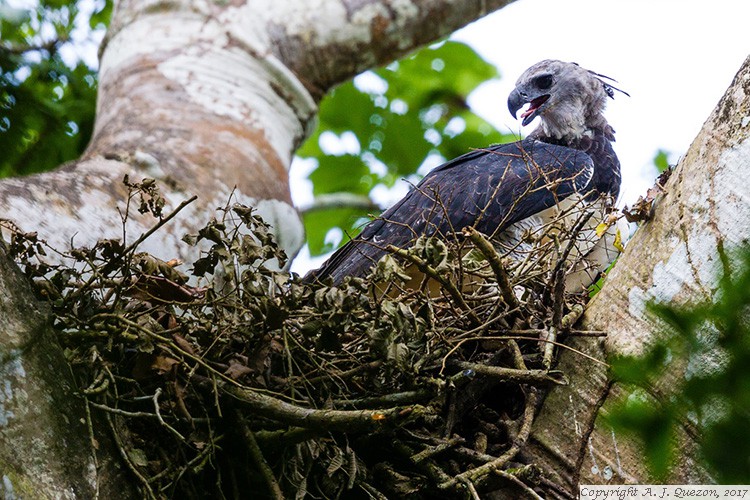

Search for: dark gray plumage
xmin=305 ymin=60 xmax=626 ymax=287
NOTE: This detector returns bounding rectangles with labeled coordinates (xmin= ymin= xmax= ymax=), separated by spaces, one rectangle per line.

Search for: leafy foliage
xmin=298 ymin=41 xmax=514 ymax=255
xmin=607 ymin=246 xmax=750 ymax=483
xmin=0 ymin=0 xmax=111 ymax=177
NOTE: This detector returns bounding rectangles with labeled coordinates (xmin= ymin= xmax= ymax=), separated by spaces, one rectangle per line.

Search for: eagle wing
xmin=304 ymin=138 xmax=595 ymax=284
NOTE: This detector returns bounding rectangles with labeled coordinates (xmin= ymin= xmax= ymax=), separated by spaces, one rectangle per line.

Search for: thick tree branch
xmin=224 ymin=384 xmax=421 ymax=433
xmin=261 ymin=0 xmax=517 ymax=96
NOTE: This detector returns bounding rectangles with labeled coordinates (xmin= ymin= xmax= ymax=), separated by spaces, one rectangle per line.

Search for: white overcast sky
xmin=289 ymin=0 xmax=750 ymax=273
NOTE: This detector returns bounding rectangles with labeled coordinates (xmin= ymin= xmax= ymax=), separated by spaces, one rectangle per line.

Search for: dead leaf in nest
xmin=244 ymin=336 xmax=283 ymax=373
xmin=173 ymin=381 xmax=192 ymax=421
xmin=128 ymin=448 xmax=149 ymax=468
xmin=595 ymin=222 xmax=609 ymax=238
xmin=656 ymin=164 xmax=673 ymax=186
xmin=172 ymin=334 xmax=196 ymax=356
xmin=623 ymin=191 xmax=656 ymax=223
xmin=152 ymin=355 xmax=180 ymax=375
xmin=133 ymin=253 xmax=187 ymax=283
xmin=130 ymin=274 xmax=207 ymax=304
xmin=166 ymin=314 xmax=179 ymax=330
xmin=623 ymin=167 xmax=672 ymax=223
xmin=269 ymin=337 xmax=284 ymax=353
xmin=129 ymin=351 xmax=178 ymax=379
xmin=224 ymin=358 xmax=253 ymax=380
xmin=595 ymin=213 xmax=622 ymax=237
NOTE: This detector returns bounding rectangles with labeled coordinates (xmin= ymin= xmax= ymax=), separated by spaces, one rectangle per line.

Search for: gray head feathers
xmin=507 ymin=60 xmax=628 ymax=141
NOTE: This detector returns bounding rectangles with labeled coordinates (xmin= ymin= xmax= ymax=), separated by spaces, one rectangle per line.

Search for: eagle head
xmin=507 ymin=60 xmax=626 ymax=141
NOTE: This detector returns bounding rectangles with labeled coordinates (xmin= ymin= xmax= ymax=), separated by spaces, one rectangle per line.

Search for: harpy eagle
xmin=304 ymin=60 xmax=627 ymax=290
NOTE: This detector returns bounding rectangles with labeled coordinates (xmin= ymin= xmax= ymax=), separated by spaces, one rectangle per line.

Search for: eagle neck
xmin=531 ymin=125 xmax=621 ymax=200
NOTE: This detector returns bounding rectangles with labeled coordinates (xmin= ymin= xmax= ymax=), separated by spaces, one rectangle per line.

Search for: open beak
xmin=508 ymin=89 xmax=550 ymax=126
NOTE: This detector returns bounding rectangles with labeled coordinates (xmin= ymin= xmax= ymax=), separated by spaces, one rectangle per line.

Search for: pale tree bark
xmin=0 ymin=0 xmax=515 ymax=264
xmin=525 ymin=55 xmax=750 ymax=493
xmin=0 ymin=0 xmax=517 ymax=496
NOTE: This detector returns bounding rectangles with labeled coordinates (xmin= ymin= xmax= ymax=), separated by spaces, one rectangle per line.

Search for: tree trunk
xmin=0 ymin=242 xmax=135 ymax=498
xmin=525 ymin=55 xmax=750 ymax=492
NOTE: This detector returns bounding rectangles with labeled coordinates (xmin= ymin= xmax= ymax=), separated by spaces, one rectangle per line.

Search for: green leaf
xmin=378 ymin=41 xmax=499 ymax=108
xmin=702 ymin=411 xmax=750 ymax=483
xmin=1 ymin=61 xmax=93 ymax=177
xmin=376 ymin=111 xmax=433 ymax=176
xmin=318 ymin=82 xmax=378 ymax=135
xmin=89 ymin=0 xmax=113 ymax=29
xmin=0 ymin=6 xmax=31 ymax=36
xmin=303 ymin=208 xmax=370 ymax=256
xmin=653 ymin=149 xmax=670 ymax=173
xmin=0 ymin=0 xmax=106 ymax=178
xmin=308 ymin=155 xmax=376 ymax=196
xmin=438 ymin=111 xmax=510 ymax=160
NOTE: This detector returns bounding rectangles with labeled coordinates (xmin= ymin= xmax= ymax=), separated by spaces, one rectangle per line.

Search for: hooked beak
xmin=508 ymin=88 xmax=550 ymax=127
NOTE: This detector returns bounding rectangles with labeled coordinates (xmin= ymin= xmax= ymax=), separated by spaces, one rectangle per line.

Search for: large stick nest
xmin=4 ymin=177 xmax=617 ymax=499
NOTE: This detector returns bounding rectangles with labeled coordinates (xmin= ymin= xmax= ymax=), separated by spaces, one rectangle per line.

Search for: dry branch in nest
xmin=3 ymin=177 xmax=620 ymax=499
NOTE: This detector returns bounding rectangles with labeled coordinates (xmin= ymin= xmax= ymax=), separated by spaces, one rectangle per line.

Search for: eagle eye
xmin=535 ymin=74 xmax=554 ymax=90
